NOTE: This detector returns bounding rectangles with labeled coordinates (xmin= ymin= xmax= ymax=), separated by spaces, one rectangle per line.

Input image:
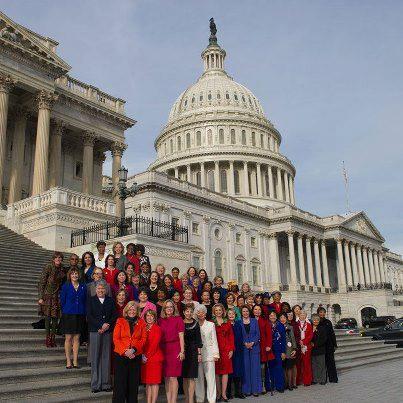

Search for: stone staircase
xmin=0 ymin=223 xmax=402 ymax=401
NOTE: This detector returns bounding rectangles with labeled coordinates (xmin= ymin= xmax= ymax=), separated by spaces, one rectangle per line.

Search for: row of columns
xmin=335 ymin=239 xmax=386 ymax=290
xmin=170 ymin=160 xmax=295 ymax=203
xmin=0 ymin=74 xmax=126 ymax=213
xmin=286 ymin=232 xmax=330 ymax=290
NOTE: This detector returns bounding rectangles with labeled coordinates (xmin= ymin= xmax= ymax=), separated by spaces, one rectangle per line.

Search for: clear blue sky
xmin=2 ymin=1 xmax=402 ymax=253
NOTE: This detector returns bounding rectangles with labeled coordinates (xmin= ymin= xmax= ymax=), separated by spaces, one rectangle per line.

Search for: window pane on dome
xmin=219 ymin=129 xmax=224 ymax=144
xmin=231 ymin=129 xmax=236 ymax=144
xmin=196 ymin=131 xmax=201 ymax=146
xmin=220 ymin=170 xmax=227 ymax=193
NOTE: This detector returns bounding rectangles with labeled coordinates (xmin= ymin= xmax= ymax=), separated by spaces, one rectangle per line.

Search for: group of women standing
xmin=37 ymin=243 xmax=338 ymax=402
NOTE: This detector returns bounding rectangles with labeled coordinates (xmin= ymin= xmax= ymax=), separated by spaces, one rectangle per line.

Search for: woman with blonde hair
xmin=158 ymin=299 xmax=185 ymax=403
xmin=141 ymin=309 xmax=164 ymax=403
xmin=113 ymin=241 xmax=128 ymax=271
xmin=113 ymin=301 xmax=147 ymax=402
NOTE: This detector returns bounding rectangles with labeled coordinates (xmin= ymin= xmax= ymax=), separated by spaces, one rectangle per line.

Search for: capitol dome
xmin=149 ymin=23 xmax=296 ymax=209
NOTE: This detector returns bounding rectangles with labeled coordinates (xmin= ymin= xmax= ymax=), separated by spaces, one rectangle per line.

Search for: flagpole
xmin=342 ymin=161 xmax=351 ymax=214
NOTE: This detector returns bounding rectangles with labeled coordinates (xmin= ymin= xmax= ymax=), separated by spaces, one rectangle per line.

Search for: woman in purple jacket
xmin=60 ymin=267 xmax=87 ymax=369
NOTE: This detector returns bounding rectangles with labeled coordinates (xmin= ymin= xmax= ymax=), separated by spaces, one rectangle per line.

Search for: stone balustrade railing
xmin=130 ymin=170 xmax=270 ymax=219
xmin=7 ymin=187 xmax=116 ymax=217
xmin=56 ymin=75 xmax=126 ymax=114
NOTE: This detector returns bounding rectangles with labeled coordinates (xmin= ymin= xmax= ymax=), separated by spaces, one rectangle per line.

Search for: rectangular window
xmin=252 ymin=265 xmax=258 ymax=286
xmin=192 ymin=222 xmax=199 ymax=234
xmin=236 ymin=233 xmax=241 ymax=243
xmin=251 ymin=236 xmax=256 ymax=247
xmin=192 ymin=255 xmax=200 ymax=269
xmin=172 ymin=217 xmax=179 ymax=227
xmin=237 ymin=263 xmax=243 ymax=285
xmin=74 ymin=161 xmax=83 ymax=179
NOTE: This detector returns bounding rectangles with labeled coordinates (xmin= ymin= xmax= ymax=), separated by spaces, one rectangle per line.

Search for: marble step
xmin=335 ymin=347 xmax=400 ymax=363
xmin=335 ymin=342 xmax=396 ymax=355
xmin=0 ymin=354 xmax=87 ymax=370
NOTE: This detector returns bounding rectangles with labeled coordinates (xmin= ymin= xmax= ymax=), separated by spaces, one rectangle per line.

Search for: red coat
xmin=269 ymin=302 xmax=283 ymax=314
xmin=299 ymin=320 xmax=313 ymax=350
xmin=215 ymin=321 xmax=235 ymax=375
xmin=257 ymin=317 xmax=274 ymax=362
xmin=141 ymin=323 xmax=164 ymax=384
xmin=297 ymin=320 xmax=313 ymax=386
xmin=113 ymin=317 xmax=147 ymax=357
xmin=173 ymin=278 xmax=182 ymax=293
xmin=126 ymin=254 xmax=140 ymax=274
xmin=103 ymin=267 xmax=119 ymax=286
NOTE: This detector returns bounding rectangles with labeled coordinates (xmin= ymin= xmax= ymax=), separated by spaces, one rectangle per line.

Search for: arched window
xmin=265 ymin=173 xmax=270 ymax=196
xmin=236 ymin=262 xmax=243 ymax=286
xmin=252 ymin=264 xmax=260 ymax=286
xmin=170 ymin=138 xmax=173 ymax=153
xmin=208 ymin=92 xmax=212 ymax=100
xmin=196 ymin=131 xmax=201 ymax=146
xmin=214 ymin=250 xmax=222 ymax=277
xmin=251 ymin=132 xmax=256 ymax=146
xmin=260 ymin=133 xmax=264 ymax=148
xmin=225 ymin=92 xmax=230 ymax=100
xmin=199 ymin=93 xmax=203 ymax=102
xmin=186 ymin=133 xmax=191 ymax=148
xmin=184 ymin=99 xmax=188 ymax=107
xmin=241 ymin=130 xmax=246 ymax=145
xmin=220 ymin=170 xmax=228 ymax=193
xmin=219 ymin=129 xmax=224 ymax=144
xmin=177 ymin=136 xmax=181 ymax=151
xmin=234 ymin=170 xmax=240 ymax=194
xmin=217 ymin=92 xmax=221 ymax=100
xmin=230 ymin=129 xmax=236 ymax=144
xmin=207 ymin=170 xmax=215 ymax=191
xmin=207 ymin=129 xmax=213 ymax=145
xmin=234 ymin=93 xmax=238 ymax=101
xmin=164 ymin=142 xmax=167 ymax=155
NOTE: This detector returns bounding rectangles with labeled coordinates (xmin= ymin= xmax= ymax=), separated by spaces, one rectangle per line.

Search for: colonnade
xmin=0 ymin=74 xmax=125 ymax=213
xmin=168 ymin=160 xmax=295 ymax=203
xmin=267 ymin=231 xmax=387 ymax=293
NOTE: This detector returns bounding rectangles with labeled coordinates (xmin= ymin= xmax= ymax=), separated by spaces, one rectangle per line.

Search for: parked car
xmin=362 ymin=315 xmax=396 ymax=329
xmin=334 ymin=318 xmax=358 ymax=329
xmin=360 ymin=318 xmax=403 ymax=341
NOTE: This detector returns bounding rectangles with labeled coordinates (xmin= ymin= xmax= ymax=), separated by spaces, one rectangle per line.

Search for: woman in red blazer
xmin=297 ymin=310 xmax=313 ymax=386
xmin=252 ymin=304 xmax=274 ymax=394
xmin=141 ymin=309 xmax=163 ymax=403
xmin=113 ymin=301 xmax=147 ymax=403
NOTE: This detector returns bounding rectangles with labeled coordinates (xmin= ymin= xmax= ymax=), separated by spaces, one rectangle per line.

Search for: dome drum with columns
xmin=149 ymin=29 xmax=296 ymax=208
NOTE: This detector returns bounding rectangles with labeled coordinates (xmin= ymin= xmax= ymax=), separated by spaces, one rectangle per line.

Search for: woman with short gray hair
xmin=310 ymin=314 xmax=328 ymax=385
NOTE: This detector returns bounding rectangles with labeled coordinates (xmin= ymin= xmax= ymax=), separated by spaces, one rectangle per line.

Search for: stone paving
xmin=231 ymin=360 xmax=403 ymax=403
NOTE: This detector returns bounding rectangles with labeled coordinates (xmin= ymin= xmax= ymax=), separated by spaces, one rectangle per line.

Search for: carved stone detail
xmin=111 ymin=141 xmax=127 ymax=157
xmin=36 ymin=90 xmax=58 ymax=110
xmin=0 ymin=73 xmax=15 ymax=93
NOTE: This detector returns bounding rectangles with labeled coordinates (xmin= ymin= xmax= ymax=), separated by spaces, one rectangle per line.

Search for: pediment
xmin=342 ymin=212 xmax=384 ymax=242
xmin=0 ymin=11 xmax=70 ymax=75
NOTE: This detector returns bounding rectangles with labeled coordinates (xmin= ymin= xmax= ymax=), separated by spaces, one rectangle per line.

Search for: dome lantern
xmin=201 ymin=18 xmax=226 ymax=73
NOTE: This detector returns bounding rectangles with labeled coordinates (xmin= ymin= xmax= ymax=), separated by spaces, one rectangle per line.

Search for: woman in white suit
xmin=195 ymin=304 xmax=220 ymax=403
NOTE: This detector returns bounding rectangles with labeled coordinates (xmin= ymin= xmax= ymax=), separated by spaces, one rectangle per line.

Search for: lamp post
xmin=116 ymin=166 xmax=138 ymax=236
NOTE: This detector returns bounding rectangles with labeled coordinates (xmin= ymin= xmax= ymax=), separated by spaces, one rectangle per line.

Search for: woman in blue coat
xmin=227 ymin=308 xmax=245 ymax=399
xmin=267 ymin=311 xmax=286 ymax=393
xmin=240 ymin=305 xmax=262 ymax=396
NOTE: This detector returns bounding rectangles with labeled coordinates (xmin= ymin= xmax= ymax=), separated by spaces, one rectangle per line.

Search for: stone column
xmin=268 ymin=233 xmax=281 ymax=289
xmin=111 ymin=141 xmax=127 ymax=217
xmin=228 ymin=160 xmax=235 ymax=195
xmin=356 ymin=245 xmax=366 ymax=286
xmin=174 ymin=167 xmax=179 ymax=179
xmin=93 ymin=150 xmax=106 ymax=196
xmin=362 ymin=247 xmax=371 ymax=286
xmin=289 ymin=176 xmax=295 ymax=204
xmin=336 ymin=239 xmax=347 ymax=292
xmin=373 ymin=250 xmax=381 ymax=284
xmin=200 ymin=162 xmax=205 ymax=188
xmin=284 ymin=171 xmax=290 ymax=202
xmin=368 ymin=249 xmax=376 ymax=285
xmin=186 ymin=165 xmax=191 ymax=183
xmin=321 ymin=240 xmax=330 ymax=288
xmin=243 ymin=161 xmax=249 ymax=196
xmin=343 ymin=240 xmax=353 ymax=288
xmin=0 ymin=74 xmax=15 ymax=204
xmin=82 ymin=131 xmax=96 ymax=194
xmin=48 ymin=120 xmax=65 ymax=189
xmin=214 ymin=161 xmax=220 ymax=192
xmin=276 ymin=167 xmax=284 ymax=200
xmin=297 ymin=234 xmax=306 ymax=287
xmin=377 ymin=252 xmax=385 ymax=283
xmin=305 ymin=236 xmax=315 ymax=287
xmin=256 ymin=162 xmax=262 ymax=197
xmin=32 ymin=90 xmax=58 ymax=196
xmin=287 ymin=231 xmax=297 ymax=288
xmin=8 ymin=107 xmax=29 ymax=204
xmin=314 ymin=239 xmax=323 ymax=288
xmin=350 ymin=242 xmax=359 ymax=286
xmin=268 ymin=166 xmax=274 ymax=198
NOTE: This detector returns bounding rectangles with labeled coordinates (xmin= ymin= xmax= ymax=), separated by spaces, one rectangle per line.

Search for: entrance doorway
xmin=361 ymin=307 xmax=377 ymax=327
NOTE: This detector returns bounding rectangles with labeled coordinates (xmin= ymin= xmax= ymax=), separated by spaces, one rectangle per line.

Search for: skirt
xmin=141 ymin=361 xmax=163 ymax=384
xmin=283 ymin=357 xmax=296 ymax=369
xmin=38 ymin=295 xmax=61 ymax=318
xmin=182 ymin=346 xmax=199 ymax=378
xmin=61 ymin=314 xmax=86 ymax=335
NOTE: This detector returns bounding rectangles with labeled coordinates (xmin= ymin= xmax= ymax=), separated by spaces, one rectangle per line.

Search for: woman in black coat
xmin=310 ymin=314 xmax=328 ymax=385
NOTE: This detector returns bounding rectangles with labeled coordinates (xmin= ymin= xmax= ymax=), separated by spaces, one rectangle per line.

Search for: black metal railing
xmin=71 ymin=215 xmax=189 ymax=247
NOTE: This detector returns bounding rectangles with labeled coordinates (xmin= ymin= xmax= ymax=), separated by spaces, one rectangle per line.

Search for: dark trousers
xmin=112 ymin=353 xmax=141 ymax=403
xmin=325 ymin=349 xmax=338 ymax=383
